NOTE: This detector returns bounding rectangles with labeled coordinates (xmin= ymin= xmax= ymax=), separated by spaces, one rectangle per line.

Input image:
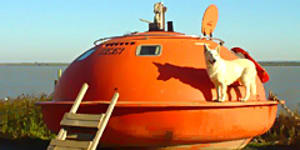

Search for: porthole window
xmin=76 ymin=47 xmax=96 ymax=61
xmin=136 ymin=45 xmax=162 ymax=56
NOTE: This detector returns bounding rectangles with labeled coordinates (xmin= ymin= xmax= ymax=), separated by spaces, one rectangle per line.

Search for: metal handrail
xmin=93 ymin=33 xmax=225 ymax=46
xmin=93 ymin=36 xmax=124 ymax=45
xmin=93 ymin=33 xmax=202 ymax=46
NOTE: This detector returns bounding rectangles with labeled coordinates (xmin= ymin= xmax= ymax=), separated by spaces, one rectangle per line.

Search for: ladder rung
xmin=64 ymin=113 xmax=105 ymax=121
xmin=49 ymin=139 xmax=92 ymax=149
xmin=60 ymin=118 xmax=102 ymax=129
xmin=60 ymin=114 xmax=105 ymax=129
xmin=48 ymin=145 xmax=81 ymax=150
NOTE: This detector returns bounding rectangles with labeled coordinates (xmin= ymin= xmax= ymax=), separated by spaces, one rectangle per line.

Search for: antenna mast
xmin=154 ymin=2 xmax=167 ymax=30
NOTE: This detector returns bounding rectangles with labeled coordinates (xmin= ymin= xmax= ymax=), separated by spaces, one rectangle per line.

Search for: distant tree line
xmin=258 ymin=61 xmax=300 ymax=66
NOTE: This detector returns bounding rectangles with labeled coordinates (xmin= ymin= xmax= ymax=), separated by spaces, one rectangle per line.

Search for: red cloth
xmin=231 ymin=47 xmax=270 ymax=83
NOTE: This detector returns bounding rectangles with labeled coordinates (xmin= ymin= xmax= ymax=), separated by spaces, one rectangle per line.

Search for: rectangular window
xmin=136 ymin=45 xmax=161 ymax=56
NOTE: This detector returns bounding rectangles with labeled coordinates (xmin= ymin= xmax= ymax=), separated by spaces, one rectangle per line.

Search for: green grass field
xmin=0 ymin=95 xmax=55 ymax=140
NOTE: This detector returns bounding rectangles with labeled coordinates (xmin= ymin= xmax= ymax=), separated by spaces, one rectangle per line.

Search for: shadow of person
xmin=153 ymin=62 xmax=214 ymax=101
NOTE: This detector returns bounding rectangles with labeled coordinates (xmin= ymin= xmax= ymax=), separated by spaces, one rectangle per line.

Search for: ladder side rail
xmin=70 ymin=83 xmax=89 ymax=113
xmin=89 ymin=91 xmax=119 ymax=150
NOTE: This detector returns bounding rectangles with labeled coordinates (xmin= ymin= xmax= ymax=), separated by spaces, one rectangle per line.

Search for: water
xmin=264 ymin=66 xmax=300 ymax=110
xmin=0 ymin=65 xmax=67 ymax=98
xmin=0 ymin=65 xmax=299 ymax=109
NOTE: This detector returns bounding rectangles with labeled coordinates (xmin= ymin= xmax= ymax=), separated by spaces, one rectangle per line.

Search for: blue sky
xmin=0 ymin=0 xmax=299 ymax=62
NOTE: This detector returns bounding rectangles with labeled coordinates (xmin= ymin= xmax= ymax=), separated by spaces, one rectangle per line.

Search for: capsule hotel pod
xmin=38 ymin=3 xmax=278 ymax=150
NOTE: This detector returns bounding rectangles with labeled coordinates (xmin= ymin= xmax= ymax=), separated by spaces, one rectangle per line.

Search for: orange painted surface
xmin=52 ymin=32 xmax=265 ymax=103
xmin=38 ymin=31 xmax=278 ymax=149
xmin=201 ymin=5 xmax=218 ymax=36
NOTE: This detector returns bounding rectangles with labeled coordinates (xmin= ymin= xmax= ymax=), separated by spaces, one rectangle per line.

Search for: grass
xmin=254 ymin=111 xmax=300 ymax=145
xmin=0 ymin=94 xmax=55 ymax=140
xmin=0 ymin=95 xmax=300 ymax=150
xmin=244 ymin=110 xmax=300 ymax=150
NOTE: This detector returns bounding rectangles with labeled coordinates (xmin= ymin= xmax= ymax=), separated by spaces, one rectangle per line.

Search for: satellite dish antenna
xmin=201 ymin=5 xmax=218 ymax=38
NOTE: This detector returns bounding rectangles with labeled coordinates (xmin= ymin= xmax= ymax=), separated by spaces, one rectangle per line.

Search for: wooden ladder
xmin=47 ymin=83 xmax=119 ymax=150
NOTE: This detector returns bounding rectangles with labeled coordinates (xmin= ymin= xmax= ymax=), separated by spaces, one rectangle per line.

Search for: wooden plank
xmin=48 ymin=145 xmax=81 ymax=150
xmin=60 ymin=119 xmax=101 ymax=129
xmin=64 ymin=113 xmax=105 ymax=121
xmin=49 ymin=139 xmax=92 ymax=149
xmin=60 ymin=113 xmax=104 ymax=128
